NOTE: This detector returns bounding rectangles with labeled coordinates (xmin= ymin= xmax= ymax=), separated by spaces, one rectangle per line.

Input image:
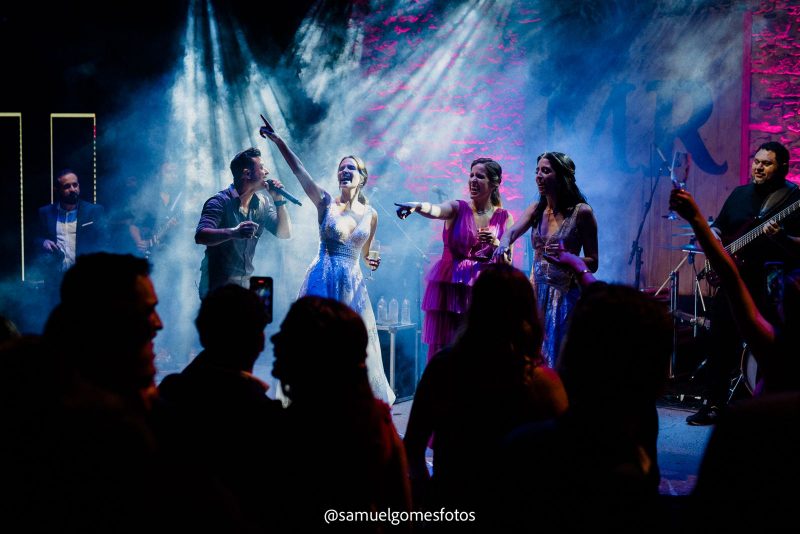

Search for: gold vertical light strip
xmin=0 ymin=113 xmax=24 ymax=281
xmin=50 ymin=113 xmax=97 ymax=202
xmin=92 ymin=115 xmax=97 ymax=202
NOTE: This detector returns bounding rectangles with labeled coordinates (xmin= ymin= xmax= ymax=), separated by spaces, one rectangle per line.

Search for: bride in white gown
xmin=259 ymin=117 xmax=395 ymax=405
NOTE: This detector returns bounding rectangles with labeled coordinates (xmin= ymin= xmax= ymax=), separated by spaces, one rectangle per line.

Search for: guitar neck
xmin=145 ymin=216 xmax=177 ymax=256
xmin=725 ymin=198 xmax=800 ymax=256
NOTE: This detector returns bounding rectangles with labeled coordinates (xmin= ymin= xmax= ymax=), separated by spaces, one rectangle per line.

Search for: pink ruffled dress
xmin=422 ymin=200 xmax=509 ymax=360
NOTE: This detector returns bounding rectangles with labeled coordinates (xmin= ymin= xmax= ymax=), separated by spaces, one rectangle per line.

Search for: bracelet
xmin=578 ymin=269 xmax=592 ymax=275
xmin=274 ymin=200 xmax=287 ymax=207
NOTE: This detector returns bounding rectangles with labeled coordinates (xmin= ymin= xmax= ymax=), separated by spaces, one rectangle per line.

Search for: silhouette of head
xmin=196 ymin=284 xmax=268 ymax=368
xmin=46 ymin=253 xmax=162 ymax=393
xmin=460 ymin=264 xmax=542 ymax=362
xmin=557 ymin=283 xmax=671 ymax=404
xmin=271 ymin=296 xmax=368 ymax=401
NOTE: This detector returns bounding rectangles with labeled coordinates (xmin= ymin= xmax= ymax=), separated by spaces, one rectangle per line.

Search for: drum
xmin=740 ymin=346 xmax=759 ymax=395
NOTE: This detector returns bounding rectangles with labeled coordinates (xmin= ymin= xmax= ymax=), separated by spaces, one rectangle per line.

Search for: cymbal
xmin=662 ymin=244 xmax=704 ymax=253
xmin=671 ymin=232 xmax=695 ymax=237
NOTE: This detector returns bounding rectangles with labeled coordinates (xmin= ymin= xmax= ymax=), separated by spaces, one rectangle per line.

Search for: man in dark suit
xmin=37 ymin=169 xmax=107 ymax=275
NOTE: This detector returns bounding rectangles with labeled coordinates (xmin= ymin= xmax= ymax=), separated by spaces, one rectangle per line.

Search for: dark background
xmin=0 ymin=0 xmax=323 ymax=279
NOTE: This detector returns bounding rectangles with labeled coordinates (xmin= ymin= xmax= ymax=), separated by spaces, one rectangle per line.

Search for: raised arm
xmin=259 ymin=115 xmax=325 ymax=208
xmin=395 ymin=200 xmax=459 ymax=221
xmin=670 ymin=188 xmax=775 ymax=356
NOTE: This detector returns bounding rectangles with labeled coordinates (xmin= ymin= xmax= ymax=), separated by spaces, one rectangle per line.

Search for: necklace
xmin=474 ymin=204 xmax=494 ymax=216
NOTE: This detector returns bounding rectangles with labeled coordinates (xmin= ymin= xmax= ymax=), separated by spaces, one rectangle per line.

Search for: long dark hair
xmin=557 ymin=283 xmax=671 ymax=404
xmin=453 ymin=264 xmax=543 ymax=384
xmin=531 ymin=151 xmax=588 ymax=227
xmin=471 ymin=157 xmax=503 ymax=207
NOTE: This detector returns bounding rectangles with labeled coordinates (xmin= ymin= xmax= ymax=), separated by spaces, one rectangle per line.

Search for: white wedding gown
xmin=298 ymin=192 xmax=395 ymax=404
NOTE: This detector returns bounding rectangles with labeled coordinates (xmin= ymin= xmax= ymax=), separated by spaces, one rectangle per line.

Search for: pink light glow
xmin=747 ymin=2 xmax=800 ymax=183
xmin=749 ymin=121 xmax=785 ymax=133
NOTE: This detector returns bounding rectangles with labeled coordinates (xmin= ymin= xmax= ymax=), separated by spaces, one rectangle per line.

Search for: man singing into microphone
xmin=195 ymin=147 xmax=292 ymax=298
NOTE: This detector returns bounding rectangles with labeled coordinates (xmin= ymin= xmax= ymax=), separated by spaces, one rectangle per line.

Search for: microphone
xmin=265 ymin=179 xmax=302 ymax=206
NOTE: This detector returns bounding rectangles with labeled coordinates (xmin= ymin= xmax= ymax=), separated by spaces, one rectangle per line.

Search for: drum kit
xmin=655 ymin=224 xmax=711 ymax=379
xmin=642 ymin=150 xmax=755 ymax=399
xmin=658 ymin=218 xmax=759 ymax=400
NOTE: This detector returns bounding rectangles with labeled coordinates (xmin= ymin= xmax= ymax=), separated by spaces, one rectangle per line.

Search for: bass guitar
xmin=698 ymin=197 xmax=800 ymax=282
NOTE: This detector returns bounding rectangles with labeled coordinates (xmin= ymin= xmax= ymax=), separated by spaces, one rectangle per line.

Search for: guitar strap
xmin=758 ymin=182 xmax=798 ymax=220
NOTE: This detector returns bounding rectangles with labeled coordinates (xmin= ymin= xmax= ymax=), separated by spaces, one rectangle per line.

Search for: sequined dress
xmin=531 ymin=203 xmax=587 ymax=367
xmin=299 ymin=192 xmax=395 ymax=404
xmin=422 ymin=200 xmax=509 ymax=360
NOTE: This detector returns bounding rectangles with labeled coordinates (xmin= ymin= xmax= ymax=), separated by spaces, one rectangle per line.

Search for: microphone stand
xmin=629 ymin=145 xmax=669 ymax=290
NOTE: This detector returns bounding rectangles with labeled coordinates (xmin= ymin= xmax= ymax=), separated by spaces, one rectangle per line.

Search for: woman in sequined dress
xmin=259 ymin=118 xmax=394 ymax=405
xmin=395 ymin=158 xmax=514 ymax=361
xmin=495 ymin=152 xmax=598 ymax=367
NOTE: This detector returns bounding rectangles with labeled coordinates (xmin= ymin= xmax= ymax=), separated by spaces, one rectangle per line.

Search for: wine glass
xmin=367 ymin=239 xmax=380 ymax=280
xmin=477 ymin=226 xmax=496 ymax=260
xmin=664 ymin=152 xmax=690 ymax=220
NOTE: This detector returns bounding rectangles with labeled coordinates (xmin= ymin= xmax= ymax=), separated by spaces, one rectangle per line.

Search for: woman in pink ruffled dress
xmin=396 ymin=158 xmax=513 ymax=360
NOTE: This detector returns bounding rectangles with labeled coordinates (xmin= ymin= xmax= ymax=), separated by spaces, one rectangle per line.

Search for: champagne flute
xmin=664 ymin=152 xmax=690 ymax=220
xmin=477 ymin=226 xmax=496 ymax=260
xmin=367 ymin=239 xmax=380 ymax=280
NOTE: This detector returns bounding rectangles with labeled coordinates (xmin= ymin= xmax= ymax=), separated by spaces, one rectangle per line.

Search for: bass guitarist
xmin=687 ymin=141 xmax=800 ymax=425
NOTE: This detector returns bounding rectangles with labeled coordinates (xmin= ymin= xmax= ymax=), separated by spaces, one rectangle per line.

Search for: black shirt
xmin=196 ymin=185 xmax=279 ymax=294
xmin=712 ymin=179 xmax=800 ymax=305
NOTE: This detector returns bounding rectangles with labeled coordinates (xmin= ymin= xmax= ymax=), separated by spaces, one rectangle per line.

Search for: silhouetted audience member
xmin=690 ymin=391 xmax=800 ymax=532
xmin=271 ymin=296 xmax=411 ymax=533
xmin=0 ymin=335 xmax=76 ymax=531
xmin=4 ymin=254 xmax=250 ymax=532
xmin=158 ymin=284 xmax=281 ymax=531
xmin=49 ymin=253 xmax=163 ymax=409
xmin=501 ymin=282 xmax=672 ymax=532
xmin=2 ymin=253 xmax=163 ymax=533
xmin=403 ymin=264 xmax=568 ymax=530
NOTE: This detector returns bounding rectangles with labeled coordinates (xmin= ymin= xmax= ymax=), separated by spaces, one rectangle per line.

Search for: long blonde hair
xmin=340 ymin=155 xmax=369 ymax=204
